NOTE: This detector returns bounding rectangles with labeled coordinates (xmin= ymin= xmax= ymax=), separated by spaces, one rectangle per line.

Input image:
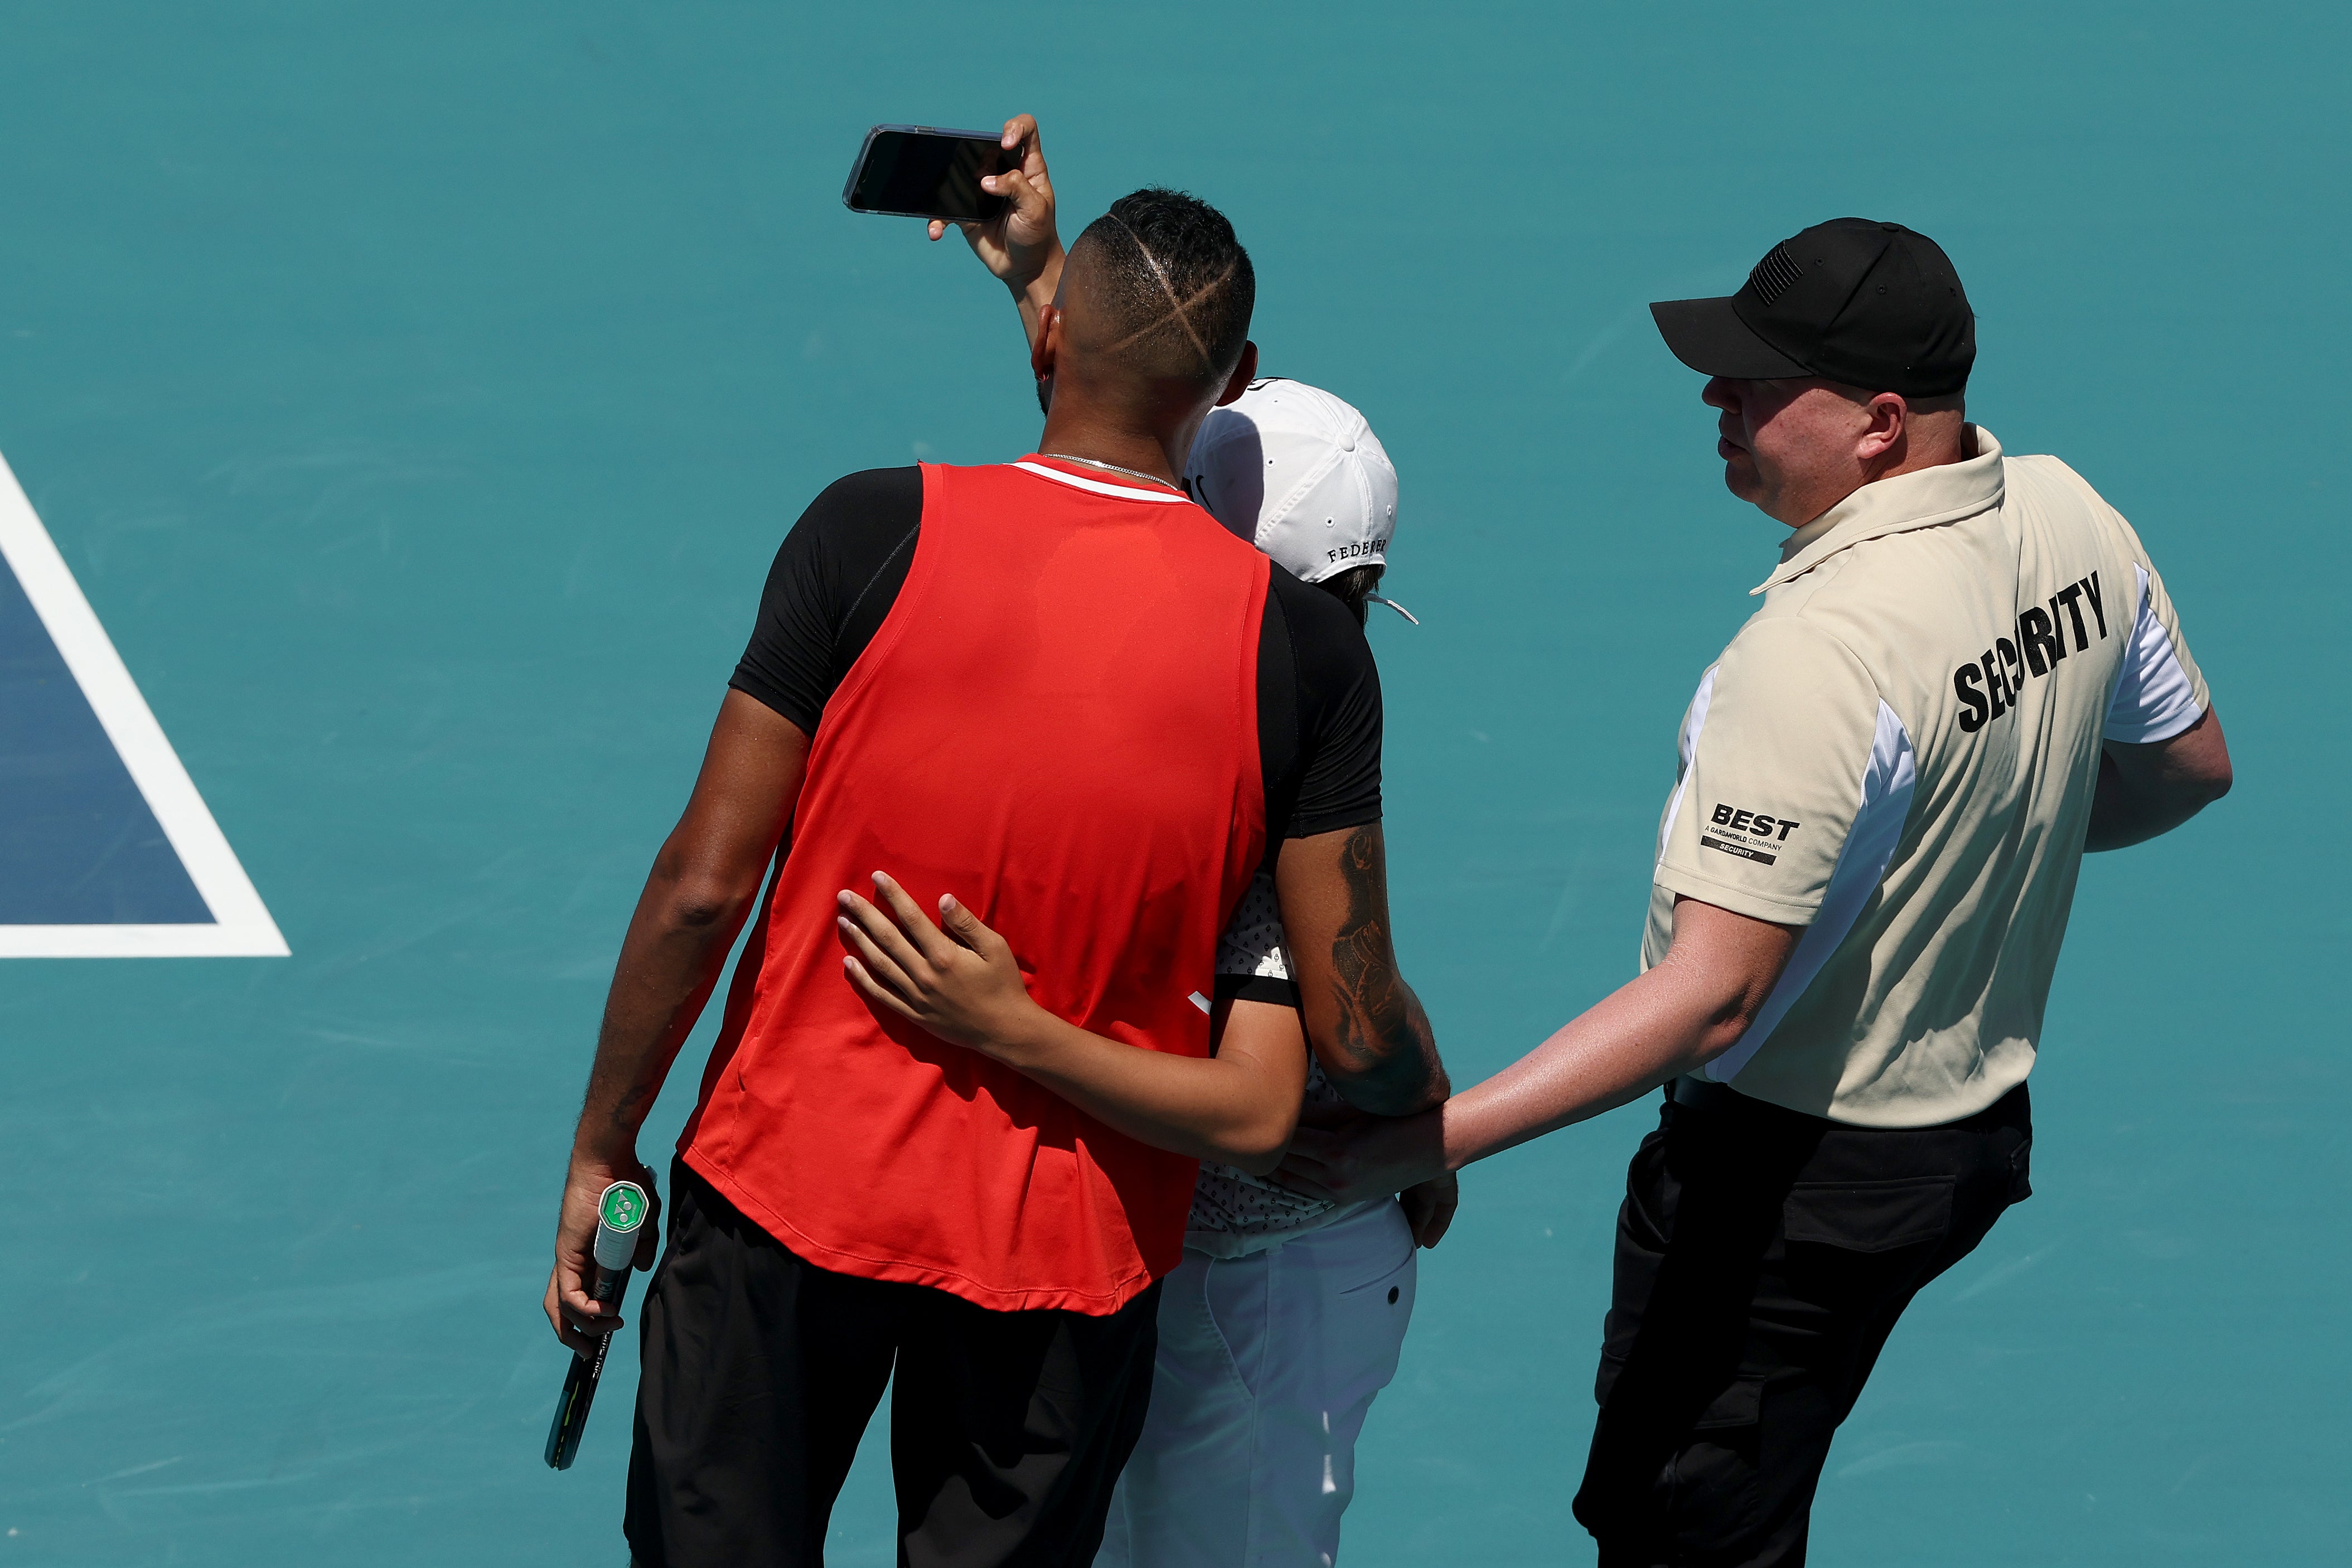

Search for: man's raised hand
xmin=926 ymin=114 xmax=1061 ymax=297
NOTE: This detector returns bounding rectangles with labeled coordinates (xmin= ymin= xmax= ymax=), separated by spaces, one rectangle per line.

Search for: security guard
xmin=1280 ymin=218 xmax=2235 ymax=1565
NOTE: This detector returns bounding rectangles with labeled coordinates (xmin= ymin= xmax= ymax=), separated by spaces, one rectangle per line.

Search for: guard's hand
xmin=1399 ymin=1172 xmax=1460 ymax=1249
xmin=926 ymin=114 xmax=1061 ymax=298
xmin=543 ymin=1147 xmax=661 ymax=1357
xmin=838 ymin=873 xmax=1044 ymax=1056
xmin=1276 ymin=1106 xmax=1449 ymax=1207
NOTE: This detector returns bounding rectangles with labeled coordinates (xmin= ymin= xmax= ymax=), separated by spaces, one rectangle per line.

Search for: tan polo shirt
xmin=1643 ymin=427 xmax=2209 ymax=1127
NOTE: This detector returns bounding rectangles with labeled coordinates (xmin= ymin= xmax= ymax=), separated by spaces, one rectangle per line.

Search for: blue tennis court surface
xmin=2 ymin=4 xmax=2344 ymax=1564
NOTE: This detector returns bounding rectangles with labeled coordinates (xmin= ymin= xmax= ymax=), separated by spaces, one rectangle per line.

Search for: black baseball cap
xmin=1650 ymin=219 xmax=1974 ymax=398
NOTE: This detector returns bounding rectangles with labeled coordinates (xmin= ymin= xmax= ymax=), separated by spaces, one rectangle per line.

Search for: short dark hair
xmin=1070 ymin=188 xmax=1255 ymax=385
xmin=1319 ymin=564 xmax=1382 ymax=627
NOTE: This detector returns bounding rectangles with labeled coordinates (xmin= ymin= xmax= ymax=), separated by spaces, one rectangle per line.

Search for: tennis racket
xmin=545 ymin=1178 xmax=651 ymax=1470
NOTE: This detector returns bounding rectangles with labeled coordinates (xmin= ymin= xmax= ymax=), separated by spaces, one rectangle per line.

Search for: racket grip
xmin=545 ymin=1262 xmax=635 ymax=1470
xmin=545 ymin=1179 xmax=652 ymax=1471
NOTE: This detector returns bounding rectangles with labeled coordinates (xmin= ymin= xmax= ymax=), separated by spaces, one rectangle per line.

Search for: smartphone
xmin=843 ymin=125 xmax=1011 ymax=224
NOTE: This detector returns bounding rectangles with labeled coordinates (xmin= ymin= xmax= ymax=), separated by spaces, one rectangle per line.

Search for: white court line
xmin=0 ymin=448 xmax=287 ymax=958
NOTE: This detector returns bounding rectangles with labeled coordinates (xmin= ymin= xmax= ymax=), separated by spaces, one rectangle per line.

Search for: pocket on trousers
xmin=1690 ymin=1375 xmax=1763 ymax=1430
xmin=1168 ymin=1256 xmax=1257 ymax=1404
xmin=1782 ymin=1175 xmax=1954 ymax=1253
xmin=1297 ymin=1236 xmax=1416 ymax=1426
xmin=1332 ymin=1247 xmax=1416 ymax=1364
xmin=1334 ymin=1238 xmax=1415 ymax=1304
xmin=1666 ymin=1380 xmax=1768 ymax=1559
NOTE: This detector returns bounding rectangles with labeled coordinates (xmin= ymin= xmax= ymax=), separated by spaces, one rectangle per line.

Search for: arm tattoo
xmin=1325 ymin=827 xmax=1434 ymax=1081
xmin=608 ymin=1080 xmax=657 ymax=1131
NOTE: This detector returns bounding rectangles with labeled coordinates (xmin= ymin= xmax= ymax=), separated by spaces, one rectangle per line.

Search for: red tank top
xmin=682 ymin=457 xmax=1270 ymax=1314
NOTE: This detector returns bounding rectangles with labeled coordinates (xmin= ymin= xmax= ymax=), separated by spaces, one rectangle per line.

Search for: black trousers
xmin=625 ymin=1160 xmax=1162 ymax=1568
xmin=1573 ymin=1082 xmax=2032 ymax=1567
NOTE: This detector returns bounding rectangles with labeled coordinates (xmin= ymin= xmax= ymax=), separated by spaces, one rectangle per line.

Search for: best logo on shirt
xmin=1702 ymin=803 xmax=1802 ymax=865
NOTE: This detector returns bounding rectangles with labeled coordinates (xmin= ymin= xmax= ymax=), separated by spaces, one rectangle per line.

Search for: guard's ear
xmin=1858 ymin=390 xmax=1908 ymax=464
xmin=1216 ymin=340 xmax=1259 ymax=408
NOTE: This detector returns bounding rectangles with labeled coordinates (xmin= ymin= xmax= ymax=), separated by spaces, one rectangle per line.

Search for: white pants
xmin=1097 ymin=1199 xmax=1417 ymax=1568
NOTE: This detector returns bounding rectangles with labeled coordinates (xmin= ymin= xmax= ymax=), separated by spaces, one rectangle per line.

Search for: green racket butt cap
xmin=592 ymin=1180 xmax=649 ymax=1271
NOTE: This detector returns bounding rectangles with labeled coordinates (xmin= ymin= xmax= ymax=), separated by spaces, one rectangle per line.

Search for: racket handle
xmin=545 ymin=1179 xmax=652 ymax=1471
xmin=545 ymin=1264 xmax=633 ymax=1469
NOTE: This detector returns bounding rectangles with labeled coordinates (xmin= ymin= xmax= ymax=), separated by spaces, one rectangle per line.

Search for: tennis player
xmin=896 ymin=119 xmax=1449 ymax=1565
xmin=545 ymin=183 xmax=1448 ymax=1567
xmin=1280 ymin=219 xmax=2235 ymax=1564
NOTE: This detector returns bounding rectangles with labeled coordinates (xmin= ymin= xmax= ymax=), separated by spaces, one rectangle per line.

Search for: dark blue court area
xmin=0 ymin=556 xmax=210 ymax=923
xmin=1 ymin=4 xmax=2344 ymax=1565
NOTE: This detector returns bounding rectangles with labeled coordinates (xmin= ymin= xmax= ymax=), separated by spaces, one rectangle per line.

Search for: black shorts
xmin=625 ymin=1159 xmax=1162 ymax=1568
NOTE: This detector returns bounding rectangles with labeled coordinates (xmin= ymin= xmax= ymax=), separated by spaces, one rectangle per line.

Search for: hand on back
xmin=838 ymin=872 xmax=1046 ymax=1056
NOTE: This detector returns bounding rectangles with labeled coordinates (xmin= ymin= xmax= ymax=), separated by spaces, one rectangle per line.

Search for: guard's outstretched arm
xmin=1277 ymin=898 xmax=1799 ymax=1205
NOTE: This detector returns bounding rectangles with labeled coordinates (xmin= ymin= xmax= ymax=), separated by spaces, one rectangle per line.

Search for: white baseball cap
xmin=1183 ymin=379 xmax=1414 ymax=621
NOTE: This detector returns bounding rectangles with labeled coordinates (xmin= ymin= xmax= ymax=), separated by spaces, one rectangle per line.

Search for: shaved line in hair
xmin=1100 ymin=212 xmax=1237 ymax=367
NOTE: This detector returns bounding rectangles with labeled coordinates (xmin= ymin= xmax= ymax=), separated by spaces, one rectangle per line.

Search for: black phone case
xmin=841 ymin=124 xmax=1009 ymax=222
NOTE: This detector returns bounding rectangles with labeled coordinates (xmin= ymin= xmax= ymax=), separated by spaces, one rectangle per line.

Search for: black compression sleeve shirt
xmin=729 ymin=467 xmax=1382 ymax=839
xmin=1261 ymin=565 xmax=1384 ymax=838
xmin=728 ymin=468 xmax=923 ymax=737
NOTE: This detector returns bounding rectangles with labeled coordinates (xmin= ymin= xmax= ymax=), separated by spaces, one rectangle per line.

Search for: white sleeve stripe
xmin=2103 ymin=562 xmax=2204 ymax=744
xmin=1655 ymin=666 xmax=1720 ymax=868
xmin=1704 ymin=699 xmax=1917 ymax=1084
